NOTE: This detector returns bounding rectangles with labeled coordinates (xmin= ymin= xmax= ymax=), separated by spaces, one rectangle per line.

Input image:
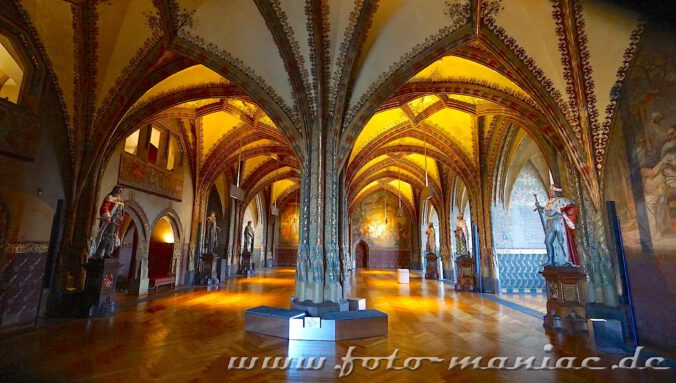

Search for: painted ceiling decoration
xmin=6 ymin=0 xmax=646 ymax=208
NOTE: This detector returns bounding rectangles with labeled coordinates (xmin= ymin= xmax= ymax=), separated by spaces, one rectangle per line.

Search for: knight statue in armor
xmin=535 ymin=185 xmax=581 ymax=267
xmin=91 ymin=185 xmax=125 ymax=259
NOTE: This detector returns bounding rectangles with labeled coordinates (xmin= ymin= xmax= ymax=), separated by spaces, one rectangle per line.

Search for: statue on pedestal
xmin=91 ymin=185 xmax=125 ymax=259
xmin=535 ymin=185 xmax=581 ymax=267
xmin=243 ymin=220 xmax=255 ymax=253
xmin=204 ymin=211 xmax=221 ymax=255
xmin=425 ymin=222 xmax=436 ymax=255
xmin=454 ymin=214 xmax=469 ymax=256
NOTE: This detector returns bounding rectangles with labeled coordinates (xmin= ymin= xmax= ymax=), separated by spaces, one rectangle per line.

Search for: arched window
xmin=0 ymin=35 xmax=25 ymax=104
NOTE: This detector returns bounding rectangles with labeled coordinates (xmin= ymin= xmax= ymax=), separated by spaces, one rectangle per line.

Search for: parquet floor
xmin=0 ymin=268 xmax=672 ymax=382
xmin=497 ymin=293 xmax=547 ymax=314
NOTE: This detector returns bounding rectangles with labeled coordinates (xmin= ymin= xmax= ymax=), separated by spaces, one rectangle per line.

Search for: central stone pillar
xmin=292 ymin=121 xmax=347 ymax=314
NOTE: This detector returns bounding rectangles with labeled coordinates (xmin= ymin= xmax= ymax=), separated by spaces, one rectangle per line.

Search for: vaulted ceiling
xmin=11 ymin=0 xmax=644 ymax=207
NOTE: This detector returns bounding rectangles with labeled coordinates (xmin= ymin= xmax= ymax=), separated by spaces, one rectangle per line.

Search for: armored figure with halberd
xmin=91 ymin=185 xmax=125 ymax=259
xmin=535 ymin=185 xmax=581 ymax=267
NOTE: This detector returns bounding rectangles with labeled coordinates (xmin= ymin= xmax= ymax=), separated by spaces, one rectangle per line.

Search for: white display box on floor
xmin=397 ymin=269 xmax=409 ymax=284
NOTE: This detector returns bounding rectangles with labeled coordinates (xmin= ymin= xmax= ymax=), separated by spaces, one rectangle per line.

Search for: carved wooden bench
xmin=150 ymin=276 xmax=175 ymax=292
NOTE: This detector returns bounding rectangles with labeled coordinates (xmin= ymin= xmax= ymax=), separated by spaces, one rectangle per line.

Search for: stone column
xmin=438 ymin=213 xmax=454 ymax=280
xmin=226 ymin=198 xmax=242 ymax=275
xmin=473 ymin=193 xmax=499 ymax=293
xmin=409 ymin=189 xmax=422 ymax=270
xmin=567 ymin=167 xmax=619 ymax=307
xmin=293 ymin=121 xmax=344 ymax=308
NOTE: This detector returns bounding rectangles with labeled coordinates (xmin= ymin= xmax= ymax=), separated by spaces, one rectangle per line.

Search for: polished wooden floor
xmin=0 ymin=268 xmax=672 ymax=382
xmin=498 ymin=293 xmax=547 ymax=314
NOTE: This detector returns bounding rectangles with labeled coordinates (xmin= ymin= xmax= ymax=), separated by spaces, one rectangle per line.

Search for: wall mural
xmin=278 ymin=202 xmax=299 ymax=247
xmin=351 ymin=191 xmax=411 ymax=268
xmin=352 ymin=191 xmax=411 ymax=249
xmin=605 ymin=22 xmax=675 ymax=350
xmin=118 ymin=152 xmax=184 ymax=201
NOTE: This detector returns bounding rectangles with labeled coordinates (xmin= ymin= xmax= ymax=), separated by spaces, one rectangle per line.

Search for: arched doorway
xmin=116 ymin=215 xmax=138 ymax=290
xmin=355 ymin=241 xmax=369 ymax=268
xmin=149 ymin=216 xmax=177 ymax=284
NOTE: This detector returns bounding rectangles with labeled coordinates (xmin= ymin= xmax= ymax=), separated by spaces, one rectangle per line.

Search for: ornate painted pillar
xmin=409 ymin=189 xmax=422 ymax=270
xmin=338 ymin=169 xmax=352 ymax=290
xmin=226 ymin=197 xmax=242 ymax=275
xmin=294 ymin=121 xmax=343 ymax=306
xmin=567 ymin=167 xmax=619 ymax=307
xmin=438 ymin=213 xmax=454 ymax=280
xmin=473 ymin=193 xmax=499 ymax=293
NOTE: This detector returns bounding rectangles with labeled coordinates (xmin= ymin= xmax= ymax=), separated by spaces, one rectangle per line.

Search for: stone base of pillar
xmin=183 ymin=270 xmax=195 ymax=286
xmin=480 ymin=277 xmax=500 ymax=294
xmin=217 ymin=258 xmax=228 ymax=282
xmin=585 ymin=303 xmax=631 ymax=340
xmin=128 ymin=277 xmax=149 ymax=296
xmin=290 ymin=297 xmax=349 ymax=316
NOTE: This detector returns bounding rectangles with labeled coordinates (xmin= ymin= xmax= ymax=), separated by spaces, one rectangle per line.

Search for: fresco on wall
xmin=606 ymin=24 xmax=676 ymax=252
xmin=118 ymin=152 xmax=184 ymax=201
xmin=351 ymin=191 xmax=411 ymax=249
xmin=279 ymin=202 xmax=299 ymax=247
xmin=604 ymin=22 xmax=676 ymax=350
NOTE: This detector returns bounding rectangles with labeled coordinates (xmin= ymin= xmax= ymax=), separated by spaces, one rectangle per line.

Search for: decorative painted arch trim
xmin=152 ymin=208 xmax=185 ymax=244
xmin=122 ymin=199 xmax=151 ymax=243
xmin=348 ymin=144 xmax=478 ymax=196
xmin=244 ymin=170 xmax=301 ymax=208
xmin=347 ymin=124 xmax=478 ymax=181
xmin=201 ymin=145 xmax=297 ymax=190
xmin=257 ymin=0 xmax=313 ymax=122
xmin=340 ymin=24 xmax=476 ymax=164
xmin=349 ymin=167 xmax=427 ymax=196
xmin=241 ymin=157 xmax=300 ymax=191
xmin=348 ymin=185 xmax=416 ymax=221
xmin=276 ymin=186 xmax=301 ymax=209
xmin=172 ymin=31 xmax=303 ymax=143
xmin=598 ymin=19 xmax=645 ymax=178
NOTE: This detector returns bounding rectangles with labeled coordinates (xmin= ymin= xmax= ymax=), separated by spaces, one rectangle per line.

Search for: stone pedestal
xmin=455 ymin=255 xmax=476 ymax=291
xmin=239 ymin=250 xmax=254 ymax=276
xmin=81 ymin=258 xmax=122 ymax=317
xmin=540 ymin=266 xmax=588 ymax=333
xmin=199 ymin=253 xmax=219 ymax=284
xmin=425 ymin=252 xmax=439 ymax=279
